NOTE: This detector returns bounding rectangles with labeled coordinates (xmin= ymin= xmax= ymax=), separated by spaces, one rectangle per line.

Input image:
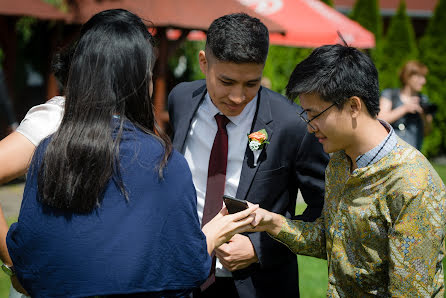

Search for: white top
xmin=16 ymin=96 xmax=65 ymax=146
xmin=183 ymin=92 xmax=257 ymax=276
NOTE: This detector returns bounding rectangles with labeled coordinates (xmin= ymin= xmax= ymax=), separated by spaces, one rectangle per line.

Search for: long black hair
xmin=38 ymin=9 xmax=172 ymax=213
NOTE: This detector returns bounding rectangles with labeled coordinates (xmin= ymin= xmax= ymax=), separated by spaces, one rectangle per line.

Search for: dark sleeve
xmin=294 ymin=131 xmax=329 ymax=222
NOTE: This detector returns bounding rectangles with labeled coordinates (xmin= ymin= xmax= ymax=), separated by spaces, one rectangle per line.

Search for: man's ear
xmin=349 ymin=96 xmax=362 ymax=118
xmin=198 ymin=50 xmax=207 ymax=76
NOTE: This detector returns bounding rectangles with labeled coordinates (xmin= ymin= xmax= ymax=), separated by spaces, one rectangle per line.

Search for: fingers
xmin=219 ymin=206 xmax=229 ymax=216
xmin=227 ymin=204 xmax=259 ymax=222
xmin=215 ymin=244 xmax=230 ymax=255
xmin=229 ymin=217 xmax=257 ymax=234
xmin=251 ymin=212 xmax=263 ymax=227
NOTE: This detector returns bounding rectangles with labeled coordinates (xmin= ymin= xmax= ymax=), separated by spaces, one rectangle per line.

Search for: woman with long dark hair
xmin=5 ymin=9 xmax=256 ymax=297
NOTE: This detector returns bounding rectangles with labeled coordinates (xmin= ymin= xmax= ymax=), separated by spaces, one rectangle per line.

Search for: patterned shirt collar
xmin=355 ymin=120 xmax=397 ymax=169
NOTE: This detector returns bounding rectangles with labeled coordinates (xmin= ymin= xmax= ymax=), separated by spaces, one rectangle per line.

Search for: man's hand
xmin=215 ymin=233 xmax=258 ymax=271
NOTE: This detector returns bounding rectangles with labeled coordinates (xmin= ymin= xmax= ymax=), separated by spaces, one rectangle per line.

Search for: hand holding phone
xmin=223 ymin=195 xmax=249 ymax=214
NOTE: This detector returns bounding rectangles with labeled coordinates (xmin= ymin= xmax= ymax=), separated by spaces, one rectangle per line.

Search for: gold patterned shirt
xmin=272 ymin=137 xmax=446 ymax=297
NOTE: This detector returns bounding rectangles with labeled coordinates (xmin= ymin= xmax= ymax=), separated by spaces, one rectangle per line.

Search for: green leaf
xmin=258 ymin=129 xmax=268 ymax=139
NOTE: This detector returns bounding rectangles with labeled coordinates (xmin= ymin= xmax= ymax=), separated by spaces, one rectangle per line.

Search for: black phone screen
xmin=223 ymin=195 xmax=249 ymax=214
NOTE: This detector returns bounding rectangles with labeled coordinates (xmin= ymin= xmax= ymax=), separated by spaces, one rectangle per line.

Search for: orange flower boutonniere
xmin=248 ymin=129 xmax=269 ymax=151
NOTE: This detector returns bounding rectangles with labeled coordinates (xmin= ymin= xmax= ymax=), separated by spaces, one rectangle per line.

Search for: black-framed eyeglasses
xmin=297 ymin=102 xmax=337 ymax=130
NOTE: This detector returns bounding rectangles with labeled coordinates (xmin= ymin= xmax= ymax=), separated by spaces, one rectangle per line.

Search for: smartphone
xmin=223 ymin=195 xmax=249 ymax=214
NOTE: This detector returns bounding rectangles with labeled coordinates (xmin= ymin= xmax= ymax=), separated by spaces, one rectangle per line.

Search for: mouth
xmin=224 ymin=102 xmax=241 ymax=111
xmin=315 ymin=135 xmax=326 ymax=143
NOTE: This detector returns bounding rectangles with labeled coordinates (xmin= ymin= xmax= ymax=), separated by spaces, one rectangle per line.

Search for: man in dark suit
xmin=168 ymin=13 xmax=328 ymax=298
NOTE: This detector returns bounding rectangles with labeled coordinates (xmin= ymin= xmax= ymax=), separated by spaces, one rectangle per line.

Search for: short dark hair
xmin=286 ymin=44 xmax=380 ymax=117
xmin=205 ymin=13 xmax=269 ymax=64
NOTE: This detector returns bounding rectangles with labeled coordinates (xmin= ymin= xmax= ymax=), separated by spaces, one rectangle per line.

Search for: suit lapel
xmin=236 ymin=88 xmax=274 ymax=200
xmin=173 ymin=84 xmax=207 ymax=153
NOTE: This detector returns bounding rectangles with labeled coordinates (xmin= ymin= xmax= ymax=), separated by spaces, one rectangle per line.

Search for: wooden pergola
xmin=1 ymin=0 xmax=284 ymax=128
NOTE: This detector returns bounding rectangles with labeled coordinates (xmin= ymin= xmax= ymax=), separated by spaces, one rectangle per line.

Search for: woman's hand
xmin=248 ymin=204 xmax=285 ymax=236
xmin=202 ymin=204 xmax=258 ymax=254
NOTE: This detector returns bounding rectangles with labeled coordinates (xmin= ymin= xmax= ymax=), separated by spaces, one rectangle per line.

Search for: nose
xmin=307 ymin=122 xmax=317 ymax=133
xmin=228 ymin=88 xmax=246 ymax=104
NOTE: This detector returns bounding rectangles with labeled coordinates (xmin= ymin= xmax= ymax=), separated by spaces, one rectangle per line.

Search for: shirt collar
xmin=355 ymin=120 xmax=397 ymax=168
xmin=203 ymin=92 xmax=258 ymax=126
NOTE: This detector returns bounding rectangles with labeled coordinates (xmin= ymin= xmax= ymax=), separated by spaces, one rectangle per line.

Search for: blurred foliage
xmin=15 ymin=17 xmax=38 ymax=44
xmin=376 ymin=0 xmax=418 ymax=90
xmin=263 ymin=46 xmax=312 ymax=95
xmin=43 ymin=0 xmax=68 ymax=12
xmin=419 ymin=0 xmax=446 ymax=157
xmin=168 ymin=40 xmax=205 ymax=84
xmin=349 ymin=0 xmax=382 ymax=65
xmin=350 ymin=0 xmax=382 ymax=41
xmin=320 ymin=0 xmax=334 ymax=7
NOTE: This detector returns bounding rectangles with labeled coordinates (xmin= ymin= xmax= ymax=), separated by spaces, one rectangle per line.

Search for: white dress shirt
xmin=183 ymin=92 xmax=257 ymax=276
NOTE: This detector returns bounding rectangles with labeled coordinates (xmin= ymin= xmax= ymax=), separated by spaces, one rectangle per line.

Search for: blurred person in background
xmin=378 ymin=60 xmax=436 ymax=150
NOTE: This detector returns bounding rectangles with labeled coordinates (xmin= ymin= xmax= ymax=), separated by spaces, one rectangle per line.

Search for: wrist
xmin=1 ymin=263 xmax=15 ymax=277
xmin=202 ymin=225 xmax=217 ymax=254
xmin=266 ymin=213 xmax=285 ymax=236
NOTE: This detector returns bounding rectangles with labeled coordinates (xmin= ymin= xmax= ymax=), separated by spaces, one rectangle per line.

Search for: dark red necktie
xmin=200 ymin=114 xmax=230 ymax=291
xmin=202 ymin=114 xmax=230 ymax=226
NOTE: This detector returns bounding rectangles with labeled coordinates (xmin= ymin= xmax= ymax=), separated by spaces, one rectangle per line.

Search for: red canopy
xmin=0 ymin=0 xmax=67 ymax=20
xmin=239 ymin=0 xmax=375 ymax=48
xmin=67 ymin=0 xmax=285 ymax=33
xmin=169 ymin=0 xmax=375 ymax=48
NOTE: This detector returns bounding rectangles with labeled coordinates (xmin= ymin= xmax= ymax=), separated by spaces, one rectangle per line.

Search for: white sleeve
xmin=16 ymin=96 xmax=65 ymax=146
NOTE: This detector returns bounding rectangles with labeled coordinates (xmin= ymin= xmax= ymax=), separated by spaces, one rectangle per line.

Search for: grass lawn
xmin=0 ymin=163 xmax=445 ymax=297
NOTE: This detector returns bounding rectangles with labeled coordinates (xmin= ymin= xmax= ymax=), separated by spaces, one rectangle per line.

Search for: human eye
xmin=301 ymin=111 xmax=310 ymax=121
xmin=220 ymin=80 xmax=233 ymax=86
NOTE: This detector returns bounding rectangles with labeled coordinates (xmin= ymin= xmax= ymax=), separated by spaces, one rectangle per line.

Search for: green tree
xmin=419 ymin=0 xmax=446 ymax=157
xmin=169 ymin=40 xmax=205 ymax=83
xmin=350 ymin=0 xmax=382 ymax=42
xmin=263 ymin=46 xmax=312 ymax=95
xmin=377 ymin=0 xmax=417 ymax=90
xmin=320 ymin=0 xmax=334 ymax=7
xmin=43 ymin=0 xmax=68 ymax=11
xmin=171 ymin=42 xmax=313 ymax=97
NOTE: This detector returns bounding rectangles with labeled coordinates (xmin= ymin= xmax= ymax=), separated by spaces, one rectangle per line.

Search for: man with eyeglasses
xmin=248 ymin=44 xmax=446 ymax=296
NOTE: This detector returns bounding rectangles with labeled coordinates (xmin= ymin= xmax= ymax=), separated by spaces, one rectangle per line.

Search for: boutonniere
xmin=248 ymin=129 xmax=269 ymax=152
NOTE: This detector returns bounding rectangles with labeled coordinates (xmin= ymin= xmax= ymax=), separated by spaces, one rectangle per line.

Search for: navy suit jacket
xmin=168 ymin=80 xmax=329 ymax=297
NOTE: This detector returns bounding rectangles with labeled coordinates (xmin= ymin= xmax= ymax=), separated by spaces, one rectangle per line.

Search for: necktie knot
xmin=215 ymin=114 xmax=230 ymax=131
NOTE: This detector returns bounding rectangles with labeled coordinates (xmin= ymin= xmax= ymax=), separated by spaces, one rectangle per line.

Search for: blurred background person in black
xmin=378 ymin=60 xmax=436 ymax=150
